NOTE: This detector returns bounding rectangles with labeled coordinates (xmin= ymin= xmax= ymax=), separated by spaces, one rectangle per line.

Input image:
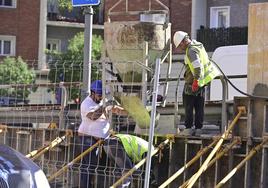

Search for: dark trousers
xmin=103 ymin=137 xmax=135 ymax=187
xmin=103 ymin=137 xmax=157 ymax=187
xmin=79 ymin=136 xmax=98 ymax=188
xmin=183 ymin=91 xmax=205 ymax=129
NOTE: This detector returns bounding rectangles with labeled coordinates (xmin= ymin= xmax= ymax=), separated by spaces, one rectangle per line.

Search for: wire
xmin=209 ymin=58 xmax=268 ymax=100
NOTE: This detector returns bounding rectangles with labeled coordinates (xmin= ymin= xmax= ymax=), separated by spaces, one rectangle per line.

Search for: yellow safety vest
xmin=115 ymin=134 xmax=149 ymax=163
xmin=185 ymin=42 xmax=220 ymax=87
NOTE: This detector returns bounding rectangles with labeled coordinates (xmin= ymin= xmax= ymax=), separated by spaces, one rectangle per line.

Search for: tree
xmin=58 ymin=0 xmax=100 ymax=14
xmin=0 ymin=57 xmax=36 ymax=101
xmin=47 ymin=32 xmax=103 ymax=101
xmin=58 ymin=0 xmax=73 ymax=12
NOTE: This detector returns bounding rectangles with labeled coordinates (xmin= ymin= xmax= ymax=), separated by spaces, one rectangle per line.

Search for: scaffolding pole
xmin=48 ymin=139 xmax=103 ymax=182
xmin=26 ymin=133 xmax=69 ymax=160
xmin=179 ymin=138 xmax=241 ymax=188
xmin=182 ymin=106 xmax=246 ymax=188
xmin=215 ymin=138 xmax=268 ymax=188
xmin=110 ymin=138 xmax=170 ymax=188
xmin=159 ymin=138 xmax=219 ymax=188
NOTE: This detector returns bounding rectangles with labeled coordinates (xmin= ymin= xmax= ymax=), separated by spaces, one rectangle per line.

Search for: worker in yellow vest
xmin=173 ymin=31 xmax=220 ymax=136
xmin=103 ymin=134 xmax=156 ymax=187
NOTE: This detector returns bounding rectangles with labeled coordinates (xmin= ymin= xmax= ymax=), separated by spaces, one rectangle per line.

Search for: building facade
xmin=0 ymin=0 xmax=40 ymax=65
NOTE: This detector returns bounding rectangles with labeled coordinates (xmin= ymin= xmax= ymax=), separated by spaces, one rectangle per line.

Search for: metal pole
xmin=48 ymin=139 xmax=103 ymax=182
xmin=216 ymin=138 xmax=268 ymax=188
xmin=26 ymin=134 xmax=68 ymax=160
xmin=159 ymin=138 xmax=219 ymax=188
xmin=144 ymin=58 xmax=161 ymax=188
xmin=220 ymin=76 xmax=228 ymax=133
xmin=183 ymin=106 xmax=246 ymax=188
xmin=110 ymin=139 xmax=170 ymax=188
xmin=82 ymin=6 xmax=94 ymax=100
xmin=142 ymin=42 xmax=148 ymax=105
xmin=59 ymin=82 xmax=67 ymax=129
xmin=180 ymin=138 xmax=240 ymax=188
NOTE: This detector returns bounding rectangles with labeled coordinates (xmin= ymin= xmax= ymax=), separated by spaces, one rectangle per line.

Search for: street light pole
xmin=82 ymin=6 xmax=94 ymax=100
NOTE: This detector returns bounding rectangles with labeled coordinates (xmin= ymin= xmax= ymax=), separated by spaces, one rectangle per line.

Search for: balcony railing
xmin=47 ymin=7 xmax=104 ymax=24
xmin=197 ymin=27 xmax=248 ymax=52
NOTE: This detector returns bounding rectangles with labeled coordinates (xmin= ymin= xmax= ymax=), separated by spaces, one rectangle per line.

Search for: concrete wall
xmin=248 ymin=2 xmax=268 ymax=95
xmin=0 ymin=0 xmax=40 ymax=64
xmin=47 ymin=26 xmax=84 ymax=52
xmin=47 ymin=24 xmax=104 ymax=53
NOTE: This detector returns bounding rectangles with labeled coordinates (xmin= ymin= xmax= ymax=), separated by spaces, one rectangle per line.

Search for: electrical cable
xmin=209 ymin=58 xmax=268 ymax=100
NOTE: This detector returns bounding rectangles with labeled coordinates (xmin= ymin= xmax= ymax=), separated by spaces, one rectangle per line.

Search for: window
xmin=0 ymin=35 xmax=16 ymax=56
xmin=210 ymin=6 xmax=230 ymax=28
xmin=46 ymin=39 xmax=61 ymax=64
xmin=0 ymin=0 xmax=16 ymax=8
xmin=46 ymin=39 xmax=61 ymax=52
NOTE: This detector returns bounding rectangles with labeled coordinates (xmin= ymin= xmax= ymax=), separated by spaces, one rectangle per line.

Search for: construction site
xmin=1 ymin=0 xmax=268 ymax=188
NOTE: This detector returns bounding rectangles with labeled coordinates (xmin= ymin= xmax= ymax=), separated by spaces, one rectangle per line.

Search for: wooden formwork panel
xmin=248 ymin=3 xmax=268 ymax=95
xmin=1 ymin=126 xmax=268 ymax=188
xmin=233 ymin=97 xmax=268 ymax=138
xmin=233 ymin=97 xmax=250 ymax=138
xmin=247 ymin=143 xmax=263 ymax=188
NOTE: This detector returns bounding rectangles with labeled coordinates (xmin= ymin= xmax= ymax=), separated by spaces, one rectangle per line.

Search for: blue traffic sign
xmin=72 ymin=0 xmax=100 ymax=7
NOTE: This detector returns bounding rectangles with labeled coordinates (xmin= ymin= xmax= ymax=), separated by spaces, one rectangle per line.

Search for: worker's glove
xmin=105 ymin=105 xmax=113 ymax=113
xmin=191 ymin=79 xmax=199 ymax=92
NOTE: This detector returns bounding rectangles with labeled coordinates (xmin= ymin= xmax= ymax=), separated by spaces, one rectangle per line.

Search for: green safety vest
xmin=115 ymin=134 xmax=150 ymax=163
xmin=185 ymin=42 xmax=220 ymax=87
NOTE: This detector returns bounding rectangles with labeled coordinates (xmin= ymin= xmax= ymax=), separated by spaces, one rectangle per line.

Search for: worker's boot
xmin=194 ymin=129 xmax=202 ymax=136
xmin=179 ymin=128 xmax=193 ymax=136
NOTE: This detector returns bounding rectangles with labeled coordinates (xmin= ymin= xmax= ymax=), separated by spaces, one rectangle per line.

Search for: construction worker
xmin=78 ymin=80 xmax=125 ymax=188
xmin=103 ymin=134 xmax=157 ymax=188
xmin=173 ymin=31 xmax=220 ymax=136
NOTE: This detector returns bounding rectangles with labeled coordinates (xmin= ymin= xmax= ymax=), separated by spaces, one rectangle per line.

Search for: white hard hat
xmin=173 ymin=31 xmax=188 ymax=48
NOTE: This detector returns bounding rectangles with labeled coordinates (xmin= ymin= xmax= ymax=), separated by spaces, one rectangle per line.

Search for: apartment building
xmin=0 ymin=0 xmax=104 ymax=70
xmin=0 ymin=0 xmax=40 ymax=65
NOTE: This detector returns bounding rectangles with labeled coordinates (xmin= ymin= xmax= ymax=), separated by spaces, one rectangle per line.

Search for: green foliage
xmin=0 ymin=57 xmax=36 ymax=99
xmin=58 ymin=0 xmax=100 ymax=14
xmin=47 ymin=32 xmax=103 ymax=101
xmin=58 ymin=0 xmax=73 ymax=12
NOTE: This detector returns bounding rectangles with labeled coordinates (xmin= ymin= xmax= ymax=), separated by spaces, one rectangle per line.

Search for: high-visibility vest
xmin=185 ymin=41 xmax=220 ymax=87
xmin=115 ymin=134 xmax=150 ymax=163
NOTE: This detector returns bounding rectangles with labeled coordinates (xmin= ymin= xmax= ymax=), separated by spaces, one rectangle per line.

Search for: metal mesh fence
xmin=0 ymin=58 xmax=183 ymax=187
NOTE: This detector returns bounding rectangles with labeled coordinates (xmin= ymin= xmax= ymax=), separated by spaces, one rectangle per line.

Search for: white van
xmin=210 ymin=45 xmax=247 ymax=101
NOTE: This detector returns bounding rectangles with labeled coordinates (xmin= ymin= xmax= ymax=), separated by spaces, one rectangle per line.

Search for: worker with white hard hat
xmin=173 ymin=31 xmax=220 ymax=136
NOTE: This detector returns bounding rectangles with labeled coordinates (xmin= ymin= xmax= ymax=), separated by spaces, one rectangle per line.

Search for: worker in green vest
xmin=103 ymin=134 xmax=156 ymax=187
xmin=173 ymin=31 xmax=220 ymax=136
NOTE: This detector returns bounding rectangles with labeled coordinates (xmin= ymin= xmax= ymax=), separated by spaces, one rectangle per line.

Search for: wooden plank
xmin=248 ymin=3 xmax=268 ymax=95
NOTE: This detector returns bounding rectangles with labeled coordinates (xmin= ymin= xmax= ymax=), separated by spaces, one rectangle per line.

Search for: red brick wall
xmin=0 ymin=0 xmax=40 ymax=63
xmin=104 ymin=0 xmax=192 ymax=54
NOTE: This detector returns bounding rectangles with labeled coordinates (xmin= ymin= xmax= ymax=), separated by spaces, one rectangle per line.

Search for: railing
xmin=47 ymin=7 xmax=103 ymax=24
xmin=197 ymin=27 xmax=248 ymax=52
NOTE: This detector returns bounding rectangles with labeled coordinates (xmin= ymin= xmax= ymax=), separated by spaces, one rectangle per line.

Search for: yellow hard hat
xmin=173 ymin=31 xmax=188 ymax=48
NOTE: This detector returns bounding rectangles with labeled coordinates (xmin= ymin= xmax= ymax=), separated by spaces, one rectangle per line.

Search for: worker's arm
xmin=106 ymin=105 xmax=128 ymax=116
xmin=86 ymin=106 xmax=106 ymax=120
xmin=188 ymin=47 xmax=201 ymax=92
xmin=188 ymin=47 xmax=201 ymax=80
xmin=80 ymin=99 xmax=107 ymax=121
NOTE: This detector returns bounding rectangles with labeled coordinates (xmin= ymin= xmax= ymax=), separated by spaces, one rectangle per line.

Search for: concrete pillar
xmin=191 ymin=0 xmax=207 ymax=39
xmin=38 ymin=0 xmax=47 ymax=70
xmin=248 ymin=3 xmax=268 ymax=96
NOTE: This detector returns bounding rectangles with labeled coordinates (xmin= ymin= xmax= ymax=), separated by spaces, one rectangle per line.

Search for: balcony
xmin=47 ymin=6 xmax=104 ymax=24
xmin=197 ymin=27 xmax=248 ymax=52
